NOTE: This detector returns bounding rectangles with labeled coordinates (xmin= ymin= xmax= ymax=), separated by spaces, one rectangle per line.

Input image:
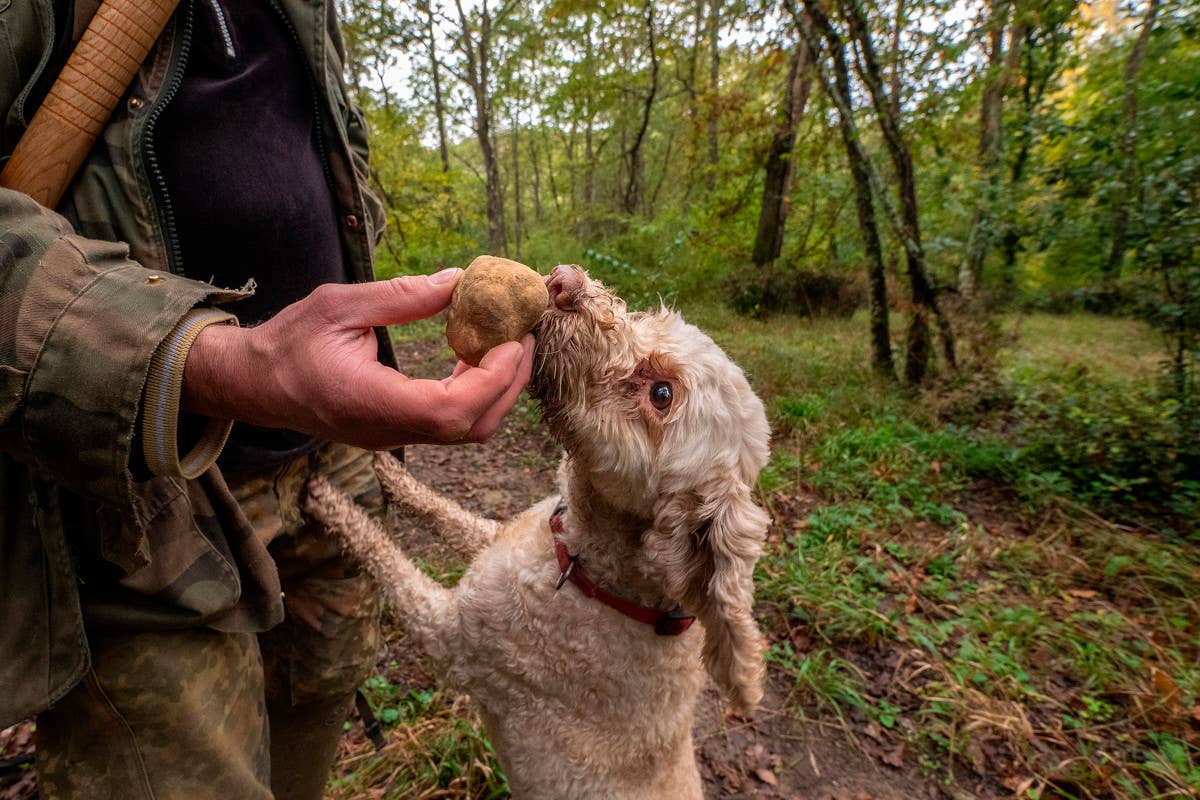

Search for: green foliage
xmin=723 ymin=265 xmax=865 ymax=319
xmin=1000 ymin=366 xmax=1200 ymax=535
xmin=359 ymin=674 xmax=438 ymax=728
xmin=333 ymin=673 xmax=508 ymax=799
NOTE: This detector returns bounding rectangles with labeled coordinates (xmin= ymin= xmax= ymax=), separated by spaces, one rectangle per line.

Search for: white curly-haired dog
xmin=305 ymin=264 xmax=771 ymax=799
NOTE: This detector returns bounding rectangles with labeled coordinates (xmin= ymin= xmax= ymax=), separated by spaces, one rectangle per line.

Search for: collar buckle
xmin=554 ymin=557 xmax=576 ymax=591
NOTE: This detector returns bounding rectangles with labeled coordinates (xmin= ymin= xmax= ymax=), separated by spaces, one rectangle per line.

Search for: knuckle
xmin=306 ymin=283 xmax=340 ymax=315
xmin=308 ymin=283 xmax=337 ymax=304
xmin=386 ymin=275 xmax=421 ymax=300
xmin=467 ymin=424 xmax=496 ymax=444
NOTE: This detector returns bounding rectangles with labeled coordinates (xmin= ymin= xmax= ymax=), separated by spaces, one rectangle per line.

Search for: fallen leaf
xmin=881 ymin=742 xmax=906 ymax=768
xmin=1003 ymin=775 xmax=1036 ymax=795
xmin=1150 ymin=666 xmax=1183 ymax=724
xmin=864 ymin=720 xmax=884 ymax=742
xmin=1067 ymin=589 xmax=1097 ymax=599
xmin=755 ymin=768 xmax=779 ymax=786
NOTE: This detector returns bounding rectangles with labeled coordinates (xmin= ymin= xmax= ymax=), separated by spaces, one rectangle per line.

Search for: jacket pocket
xmin=104 ymin=474 xmax=243 ymax=620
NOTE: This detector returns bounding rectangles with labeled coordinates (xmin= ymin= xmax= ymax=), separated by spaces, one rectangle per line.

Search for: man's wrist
xmin=181 ymin=321 xmax=258 ymax=421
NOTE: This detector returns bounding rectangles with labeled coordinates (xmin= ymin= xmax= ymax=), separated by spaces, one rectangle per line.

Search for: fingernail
xmin=430 ymin=267 xmax=461 ymax=285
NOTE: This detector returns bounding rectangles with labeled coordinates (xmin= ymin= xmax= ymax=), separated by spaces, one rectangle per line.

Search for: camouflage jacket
xmin=0 ymin=0 xmax=390 ymax=727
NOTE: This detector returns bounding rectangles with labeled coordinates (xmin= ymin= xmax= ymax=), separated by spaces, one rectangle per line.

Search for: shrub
xmin=1005 ymin=367 xmax=1200 ymax=536
xmin=723 ymin=265 xmax=865 ymax=318
xmin=1019 ymin=286 xmax=1131 ymax=315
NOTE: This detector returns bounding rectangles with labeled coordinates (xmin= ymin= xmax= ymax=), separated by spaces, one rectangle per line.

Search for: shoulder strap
xmin=0 ymin=0 xmax=181 ymax=208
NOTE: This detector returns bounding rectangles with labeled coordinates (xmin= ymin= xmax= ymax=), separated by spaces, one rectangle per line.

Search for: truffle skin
xmin=446 ymin=256 xmax=549 ymax=367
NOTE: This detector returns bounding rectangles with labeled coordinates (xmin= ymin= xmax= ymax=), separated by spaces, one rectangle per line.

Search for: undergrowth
xmin=751 ymin=311 xmax=1200 ymax=798
xmin=329 ymin=670 xmax=507 ymax=799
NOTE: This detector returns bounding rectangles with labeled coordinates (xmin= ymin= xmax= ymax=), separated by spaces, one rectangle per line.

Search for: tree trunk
xmin=1105 ymin=0 xmax=1160 ymax=279
xmin=546 ymin=132 xmax=561 ymax=214
xmin=580 ymin=11 xmax=595 ymax=239
xmin=959 ymin=1 xmax=1025 ymax=301
xmin=623 ymin=1 xmax=658 ymax=215
xmin=706 ymin=0 xmax=720 ymax=190
xmin=681 ymin=0 xmax=706 ymax=215
xmin=833 ymin=0 xmax=955 ymax=382
xmin=792 ymin=5 xmax=894 ymax=379
xmin=511 ymin=109 xmax=522 ymax=259
xmin=454 ymin=0 xmax=507 ymax=253
xmin=425 ymin=1 xmax=450 ymax=173
xmin=561 ymin=119 xmax=575 ymax=216
xmin=529 ymin=134 xmax=543 ymax=222
xmin=888 ymin=0 xmax=904 ymax=120
xmin=751 ymin=38 xmax=812 ymax=266
xmin=649 ymin=121 xmax=677 ymax=210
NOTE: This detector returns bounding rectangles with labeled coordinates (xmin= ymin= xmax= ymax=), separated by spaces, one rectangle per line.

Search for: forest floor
xmin=2 ymin=312 xmax=1196 ymax=799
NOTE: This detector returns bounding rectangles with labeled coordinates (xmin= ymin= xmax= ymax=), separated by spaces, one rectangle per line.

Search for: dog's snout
xmin=546 ymin=264 xmax=582 ymax=311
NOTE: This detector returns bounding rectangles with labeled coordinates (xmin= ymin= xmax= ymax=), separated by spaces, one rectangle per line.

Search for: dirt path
xmin=1 ymin=338 xmax=940 ymax=799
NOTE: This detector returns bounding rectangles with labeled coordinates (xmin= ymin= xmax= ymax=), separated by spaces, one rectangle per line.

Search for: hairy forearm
xmin=181 ymin=319 xmax=341 ymax=436
xmin=181 ymin=323 xmax=269 ymax=423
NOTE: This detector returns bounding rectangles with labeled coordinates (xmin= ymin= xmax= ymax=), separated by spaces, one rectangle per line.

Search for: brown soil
xmin=0 ymin=338 xmax=943 ymax=800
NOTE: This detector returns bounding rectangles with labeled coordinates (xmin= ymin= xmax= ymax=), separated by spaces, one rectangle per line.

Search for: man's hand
xmin=181 ymin=269 xmax=535 ymax=448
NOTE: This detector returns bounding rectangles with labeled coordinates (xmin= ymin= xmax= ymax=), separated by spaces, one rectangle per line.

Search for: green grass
xmin=330 ymin=671 xmax=508 ymax=799
xmin=1003 ymin=314 xmax=1165 ymax=383
xmin=741 ymin=310 xmax=1200 ymax=798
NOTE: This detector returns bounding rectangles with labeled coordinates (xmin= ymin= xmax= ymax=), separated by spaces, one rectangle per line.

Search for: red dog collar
xmin=550 ymin=506 xmax=695 ymax=636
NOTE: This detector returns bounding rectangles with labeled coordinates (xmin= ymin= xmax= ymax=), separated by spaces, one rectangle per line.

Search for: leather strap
xmin=73 ymin=0 xmax=104 ymax=42
xmin=550 ymin=509 xmax=695 ymax=637
xmin=0 ymin=0 xmax=182 ymax=207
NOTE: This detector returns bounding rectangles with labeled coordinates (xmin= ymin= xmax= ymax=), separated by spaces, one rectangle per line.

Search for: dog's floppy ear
xmin=647 ymin=475 xmax=770 ymax=714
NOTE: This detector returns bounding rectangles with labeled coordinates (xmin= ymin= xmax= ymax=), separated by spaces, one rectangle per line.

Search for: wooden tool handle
xmin=0 ymin=0 xmax=181 ymax=208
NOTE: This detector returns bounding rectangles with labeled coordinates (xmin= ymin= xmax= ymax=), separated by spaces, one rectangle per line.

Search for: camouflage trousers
xmin=34 ymin=443 xmax=384 ymax=800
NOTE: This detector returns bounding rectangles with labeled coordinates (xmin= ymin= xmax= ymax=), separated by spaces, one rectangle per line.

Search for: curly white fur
xmin=305 ymin=266 xmax=771 ymax=799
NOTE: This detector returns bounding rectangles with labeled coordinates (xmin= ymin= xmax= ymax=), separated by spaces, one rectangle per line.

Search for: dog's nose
xmin=546 ymin=264 xmax=582 ymax=311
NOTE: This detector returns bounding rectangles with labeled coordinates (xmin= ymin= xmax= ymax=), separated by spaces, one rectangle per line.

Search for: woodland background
xmin=319 ymin=0 xmax=1199 ymax=797
xmin=340 ymin=0 xmax=1197 ymax=396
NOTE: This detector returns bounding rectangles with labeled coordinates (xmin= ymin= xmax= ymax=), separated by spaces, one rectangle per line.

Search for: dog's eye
xmin=649 ymin=382 xmax=673 ymax=410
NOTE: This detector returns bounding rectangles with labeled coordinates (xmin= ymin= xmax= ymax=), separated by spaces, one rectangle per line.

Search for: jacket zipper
xmin=268 ymin=0 xmax=337 ymax=199
xmin=142 ymin=0 xmax=195 ymax=276
xmin=206 ymin=0 xmax=237 ymax=59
